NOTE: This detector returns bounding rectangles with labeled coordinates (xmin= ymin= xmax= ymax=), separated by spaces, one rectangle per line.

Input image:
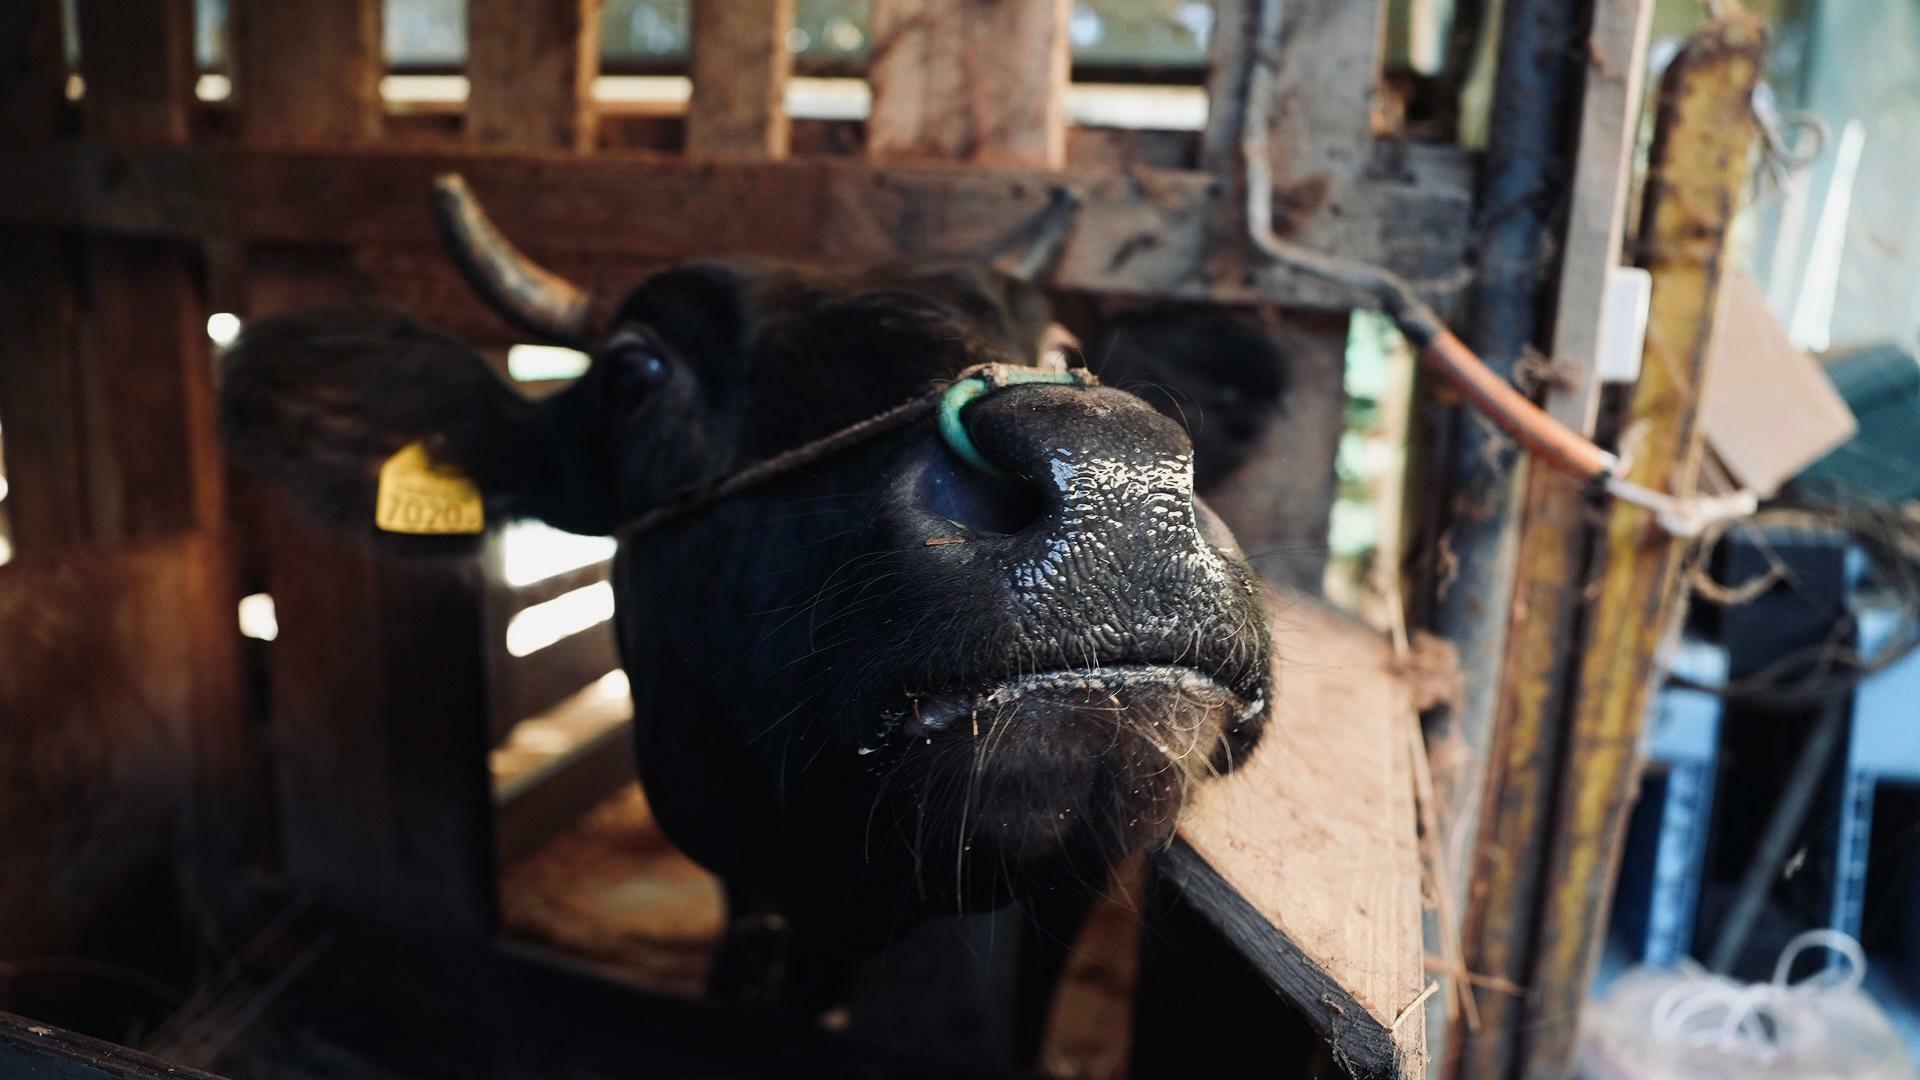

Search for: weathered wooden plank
xmin=0 ymin=1009 xmax=228 ymax=1080
xmin=231 ymin=0 xmax=381 ymax=143
xmin=467 ymin=0 xmax=599 ymax=152
xmin=0 ymin=142 xmax=1475 ymax=315
xmin=75 ymin=238 xmax=213 ymax=540
xmin=1203 ymin=0 xmax=1383 ymax=184
xmin=1196 ymin=310 xmax=1349 ymax=594
xmin=241 ymin=255 xmax=499 ymax=935
xmin=258 ymin=487 xmax=499 ymax=934
xmin=1545 ymin=0 xmax=1656 ymax=435
xmin=1 ymin=0 xmax=66 ymax=146
xmin=687 ymin=0 xmax=792 ymax=159
xmin=1516 ymin=16 xmax=1764 ymax=1078
xmin=867 ymin=0 xmax=1070 ymax=167
xmin=0 ymin=232 xmax=89 ymax=552
xmin=0 ymin=534 xmax=244 ymax=959
xmin=72 ymin=0 xmax=195 ymax=143
xmin=1166 ymin=594 xmax=1427 ymax=1078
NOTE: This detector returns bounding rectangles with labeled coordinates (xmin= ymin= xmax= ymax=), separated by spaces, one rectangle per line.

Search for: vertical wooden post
xmin=468 ymin=0 xmax=600 ymax=152
xmin=0 ymin=0 xmax=84 ymax=553
xmin=1515 ymin=16 xmax=1764 ymax=1079
xmin=230 ymin=0 xmax=498 ymax=934
xmin=1193 ymin=0 xmax=1386 ymax=595
xmin=231 ymin=0 xmax=382 ymax=143
xmin=0 ymin=0 xmax=65 ymax=145
xmin=687 ymin=0 xmax=792 ymax=159
xmin=866 ymin=0 xmax=1070 ymax=167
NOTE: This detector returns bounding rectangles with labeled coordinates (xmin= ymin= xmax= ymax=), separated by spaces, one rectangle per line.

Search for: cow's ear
xmin=219 ymin=304 xmax=588 ymax=544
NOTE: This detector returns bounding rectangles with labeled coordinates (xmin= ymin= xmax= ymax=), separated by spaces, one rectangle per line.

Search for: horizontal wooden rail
xmin=0 ymin=142 xmax=1473 ymax=314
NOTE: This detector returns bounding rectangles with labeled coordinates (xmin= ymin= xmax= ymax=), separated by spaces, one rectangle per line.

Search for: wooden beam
xmin=467 ymin=0 xmax=599 ymax=152
xmin=231 ymin=0 xmax=381 ymax=143
xmin=0 ymin=142 xmax=1475 ymax=316
xmin=1545 ymin=0 xmax=1656 ymax=435
xmin=687 ymin=0 xmax=792 ymax=159
xmin=867 ymin=0 xmax=1070 ymax=167
xmin=1515 ymin=16 xmax=1764 ymax=1078
xmin=1167 ymin=594 xmax=1427 ymax=1077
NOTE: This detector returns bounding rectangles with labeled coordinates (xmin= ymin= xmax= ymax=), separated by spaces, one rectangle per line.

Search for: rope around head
xmin=614 ymin=362 xmax=1096 ymax=542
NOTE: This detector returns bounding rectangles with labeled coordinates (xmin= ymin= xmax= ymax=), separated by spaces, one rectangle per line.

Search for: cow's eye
xmin=604 ymin=329 xmax=673 ymax=396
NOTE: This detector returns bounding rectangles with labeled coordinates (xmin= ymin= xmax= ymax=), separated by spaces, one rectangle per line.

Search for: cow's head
xmin=220 ymin=180 xmax=1272 ymax=934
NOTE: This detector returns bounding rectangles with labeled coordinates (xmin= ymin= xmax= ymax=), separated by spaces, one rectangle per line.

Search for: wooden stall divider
xmin=867 ymin=0 xmax=1070 ymax=167
xmin=468 ymin=0 xmax=601 ymax=152
xmin=230 ymin=0 xmax=503 ymax=935
xmin=688 ymin=0 xmax=793 ymax=159
xmin=0 ymin=0 xmax=253 ymax=971
xmin=231 ymin=0 xmax=382 ymax=143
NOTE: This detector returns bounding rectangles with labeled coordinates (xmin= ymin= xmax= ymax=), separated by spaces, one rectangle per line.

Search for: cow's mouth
xmin=889 ymin=664 xmax=1265 ymax=744
xmin=852 ymin=662 xmax=1268 ymax=884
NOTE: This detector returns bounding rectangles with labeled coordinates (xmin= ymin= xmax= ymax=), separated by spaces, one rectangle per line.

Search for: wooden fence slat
xmin=76 ymin=238 xmax=210 ymax=540
xmin=231 ymin=0 xmax=381 ymax=144
xmin=1203 ymin=0 xmax=1383 ymax=185
xmin=867 ymin=0 xmax=1070 ymax=167
xmin=71 ymin=0 xmax=217 ymax=540
xmin=687 ymin=0 xmax=792 ymax=160
xmin=1 ymin=0 xmax=66 ymax=146
xmin=73 ymin=0 xmax=194 ymax=144
xmin=1545 ymin=0 xmax=1656 ymax=436
xmin=467 ymin=0 xmax=599 ymax=152
xmin=260 ymin=488 xmax=499 ymax=934
xmin=0 ymin=233 xmax=89 ymax=552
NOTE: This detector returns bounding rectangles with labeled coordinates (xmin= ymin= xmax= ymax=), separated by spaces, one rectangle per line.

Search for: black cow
xmin=219 ymin=181 xmax=1275 ymax=1057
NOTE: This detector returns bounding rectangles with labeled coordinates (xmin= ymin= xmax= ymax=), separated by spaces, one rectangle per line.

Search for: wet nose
xmin=899 ymin=384 xmax=1204 ymax=560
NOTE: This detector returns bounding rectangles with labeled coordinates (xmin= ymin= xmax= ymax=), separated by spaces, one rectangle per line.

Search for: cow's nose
xmin=905 ymin=384 xmax=1202 ymax=554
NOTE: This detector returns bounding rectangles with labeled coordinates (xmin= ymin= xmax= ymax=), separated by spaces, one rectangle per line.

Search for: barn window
xmin=505 ymin=580 xmax=616 ymax=658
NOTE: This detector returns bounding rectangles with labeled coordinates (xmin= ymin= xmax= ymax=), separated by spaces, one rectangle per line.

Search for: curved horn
xmin=431 ymin=174 xmax=594 ymax=347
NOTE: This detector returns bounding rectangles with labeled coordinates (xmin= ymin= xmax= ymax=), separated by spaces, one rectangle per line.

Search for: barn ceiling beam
xmin=0 ymin=142 xmax=1474 ymax=316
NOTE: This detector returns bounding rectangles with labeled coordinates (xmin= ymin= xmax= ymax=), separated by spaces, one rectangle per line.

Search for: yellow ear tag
xmin=375 ymin=441 xmax=485 ymax=535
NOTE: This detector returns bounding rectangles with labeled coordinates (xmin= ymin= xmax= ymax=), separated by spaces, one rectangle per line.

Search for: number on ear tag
xmin=376 ymin=441 xmax=485 ymax=535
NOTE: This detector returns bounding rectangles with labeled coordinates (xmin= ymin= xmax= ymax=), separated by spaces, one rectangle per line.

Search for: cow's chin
xmin=857 ymin=666 xmax=1264 ymax=900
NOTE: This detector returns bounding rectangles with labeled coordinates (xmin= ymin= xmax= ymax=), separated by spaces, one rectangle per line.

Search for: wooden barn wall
xmin=0 ymin=0 xmax=255 ymax=968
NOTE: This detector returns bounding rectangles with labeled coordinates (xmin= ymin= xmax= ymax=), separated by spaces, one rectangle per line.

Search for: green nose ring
xmin=936 ymin=364 xmax=1096 ymax=478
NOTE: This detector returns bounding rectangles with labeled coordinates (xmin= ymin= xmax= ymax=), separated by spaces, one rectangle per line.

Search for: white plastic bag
xmin=1578 ymin=930 xmax=1918 ymax=1080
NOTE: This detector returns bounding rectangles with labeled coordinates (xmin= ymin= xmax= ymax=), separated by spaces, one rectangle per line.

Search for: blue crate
xmin=1611 ymin=636 xmax=1730 ymax=968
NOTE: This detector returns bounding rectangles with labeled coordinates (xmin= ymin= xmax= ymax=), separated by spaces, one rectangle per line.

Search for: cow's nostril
xmin=914 ymin=441 xmax=1044 ymax=537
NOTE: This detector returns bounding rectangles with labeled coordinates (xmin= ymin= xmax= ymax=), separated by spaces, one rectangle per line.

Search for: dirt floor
xmin=498 ymin=784 xmax=1141 ymax=1078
